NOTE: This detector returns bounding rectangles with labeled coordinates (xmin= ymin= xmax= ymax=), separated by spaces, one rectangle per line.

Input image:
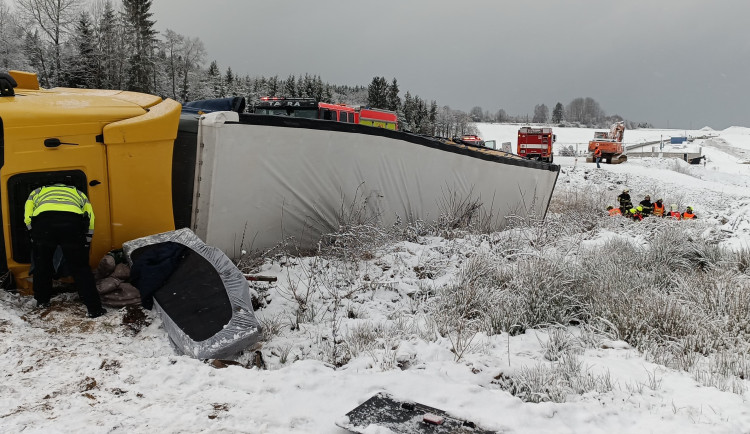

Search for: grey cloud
xmin=151 ymin=0 xmax=750 ymax=129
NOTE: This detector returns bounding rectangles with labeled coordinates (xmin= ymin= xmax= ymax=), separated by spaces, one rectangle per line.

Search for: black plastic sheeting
xmin=124 ymin=229 xmax=261 ymax=359
xmin=130 ymin=242 xmax=232 ymax=341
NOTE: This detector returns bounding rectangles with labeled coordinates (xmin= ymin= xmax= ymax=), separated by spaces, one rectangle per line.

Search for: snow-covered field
xmin=2 ymin=124 xmax=750 ymax=433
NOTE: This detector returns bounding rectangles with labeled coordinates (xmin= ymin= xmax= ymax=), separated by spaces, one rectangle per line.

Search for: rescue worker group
xmin=607 ymin=188 xmax=697 ymax=221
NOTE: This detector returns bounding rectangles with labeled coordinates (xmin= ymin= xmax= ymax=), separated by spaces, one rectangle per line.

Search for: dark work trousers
xmin=30 ymin=211 xmax=102 ymax=313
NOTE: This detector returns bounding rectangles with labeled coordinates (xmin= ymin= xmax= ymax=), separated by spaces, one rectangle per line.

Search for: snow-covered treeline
xmin=0 ymin=0 xmax=481 ymax=138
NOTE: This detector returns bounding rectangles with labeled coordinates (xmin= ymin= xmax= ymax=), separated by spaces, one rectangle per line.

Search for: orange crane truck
xmin=587 ymin=121 xmax=627 ymax=164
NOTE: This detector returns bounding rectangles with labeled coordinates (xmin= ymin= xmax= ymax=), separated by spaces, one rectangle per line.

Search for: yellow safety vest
xmin=24 ymin=184 xmax=95 ymax=233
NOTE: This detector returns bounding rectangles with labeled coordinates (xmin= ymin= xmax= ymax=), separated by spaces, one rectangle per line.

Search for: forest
xmin=0 ymin=0 xmax=643 ymax=136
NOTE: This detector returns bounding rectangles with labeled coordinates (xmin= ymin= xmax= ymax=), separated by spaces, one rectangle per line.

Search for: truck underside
xmin=586 ymin=152 xmax=628 ymax=164
xmin=525 ymin=152 xmax=553 ymax=163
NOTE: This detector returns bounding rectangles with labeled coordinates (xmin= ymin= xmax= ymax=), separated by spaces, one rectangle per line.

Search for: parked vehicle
xmin=517 ymin=127 xmax=556 ymax=163
xmin=253 ymin=97 xmax=397 ymax=130
xmin=454 ymin=135 xmax=485 ymax=147
xmin=586 ymin=121 xmax=627 ymax=164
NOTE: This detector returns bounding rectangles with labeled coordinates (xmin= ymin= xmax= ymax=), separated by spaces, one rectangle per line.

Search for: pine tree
xmin=225 ymin=67 xmax=234 ymax=86
xmin=23 ymin=30 xmax=50 ymax=87
xmin=301 ymin=73 xmax=315 ymax=98
xmin=122 ymin=0 xmax=157 ymax=93
xmin=386 ymin=78 xmax=401 ymax=112
xmin=552 ymin=102 xmax=564 ymax=123
xmin=402 ymin=91 xmax=414 ymax=130
xmin=65 ymin=11 xmax=99 ymax=88
xmin=414 ymin=97 xmax=428 ymax=134
xmin=283 ymin=74 xmax=296 ymax=97
xmin=267 ymin=75 xmax=279 ymax=97
xmin=367 ymin=76 xmax=388 ymax=109
xmin=429 ymin=101 xmax=438 ymax=135
xmin=313 ymin=75 xmax=324 ymax=102
xmin=96 ymin=0 xmax=122 ymax=89
xmin=206 ymin=60 xmax=223 ymax=98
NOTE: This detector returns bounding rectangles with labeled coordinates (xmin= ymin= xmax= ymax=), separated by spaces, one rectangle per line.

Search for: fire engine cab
xmin=254 ymin=97 xmax=397 ymax=130
xmin=517 ymin=127 xmax=556 ymax=163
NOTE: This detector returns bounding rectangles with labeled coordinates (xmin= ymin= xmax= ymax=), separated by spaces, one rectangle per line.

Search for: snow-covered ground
xmin=2 ymin=124 xmax=750 ymax=433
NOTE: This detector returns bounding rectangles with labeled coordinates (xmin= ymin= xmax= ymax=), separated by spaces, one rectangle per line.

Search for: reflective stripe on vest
xmin=24 ymin=185 xmax=94 ymax=230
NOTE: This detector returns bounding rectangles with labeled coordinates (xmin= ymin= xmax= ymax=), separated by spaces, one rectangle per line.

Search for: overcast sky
xmin=151 ymin=0 xmax=749 ymax=130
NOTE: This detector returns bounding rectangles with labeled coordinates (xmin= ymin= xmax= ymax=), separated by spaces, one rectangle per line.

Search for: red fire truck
xmin=254 ymin=97 xmax=397 ymax=130
xmin=354 ymin=107 xmax=398 ymax=130
xmin=517 ymin=127 xmax=556 ymax=163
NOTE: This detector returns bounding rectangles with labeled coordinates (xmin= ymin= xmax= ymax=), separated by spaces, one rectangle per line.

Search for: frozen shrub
xmin=495 ymin=355 xmax=612 ymax=403
xmin=541 ymin=327 xmax=584 ymax=362
xmin=481 ymin=256 xmax=585 ymax=336
xmin=343 ymin=321 xmax=379 ymax=358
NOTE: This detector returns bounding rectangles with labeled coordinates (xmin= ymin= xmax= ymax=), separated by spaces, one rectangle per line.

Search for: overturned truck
xmin=0 ymin=70 xmax=560 ymax=289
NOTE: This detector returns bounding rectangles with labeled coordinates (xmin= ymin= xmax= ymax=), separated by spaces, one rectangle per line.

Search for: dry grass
xmin=259 ymin=184 xmax=750 ymax=397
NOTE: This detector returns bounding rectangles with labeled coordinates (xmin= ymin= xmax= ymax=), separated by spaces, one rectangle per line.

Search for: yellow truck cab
xmin=0 ymin=70 xmax=181 ymax=290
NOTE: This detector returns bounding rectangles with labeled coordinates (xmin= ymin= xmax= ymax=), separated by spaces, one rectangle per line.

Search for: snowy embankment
xmin=2 ymin=125 xmax=750 ymax=433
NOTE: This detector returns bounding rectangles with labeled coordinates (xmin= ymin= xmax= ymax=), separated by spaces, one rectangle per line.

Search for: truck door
xmin=1 ymin=129 xmax=110 ymax=281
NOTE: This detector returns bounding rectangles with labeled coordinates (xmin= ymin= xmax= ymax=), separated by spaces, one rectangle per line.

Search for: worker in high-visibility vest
xmin=667 ymin=204 xmax=681 ymax=220
xmin=628 ymin=206 xmax=644 ymax=221
xmin=652 ymin=199 xmax=665 ymax=217
xmin=24 ymin=183 xmax=106 ymax=318
xmin=682 ymin=206 xmax=697 ymax=220
xmin=594 ymin=144 xmax=602 ymax=168
xmin=607 ymin=206 xmax=622 ymax=216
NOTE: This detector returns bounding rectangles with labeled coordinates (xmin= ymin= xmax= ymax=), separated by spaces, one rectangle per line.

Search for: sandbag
xmin=96 ymin=276 xmax=121 ymax=295
xmin=111 ymin=263 xmax=130 ymax=280
xmin=100 ymin=282 xmax=141 ymax=307
xmin=95 ymin=254 xmax=116 ymax=279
